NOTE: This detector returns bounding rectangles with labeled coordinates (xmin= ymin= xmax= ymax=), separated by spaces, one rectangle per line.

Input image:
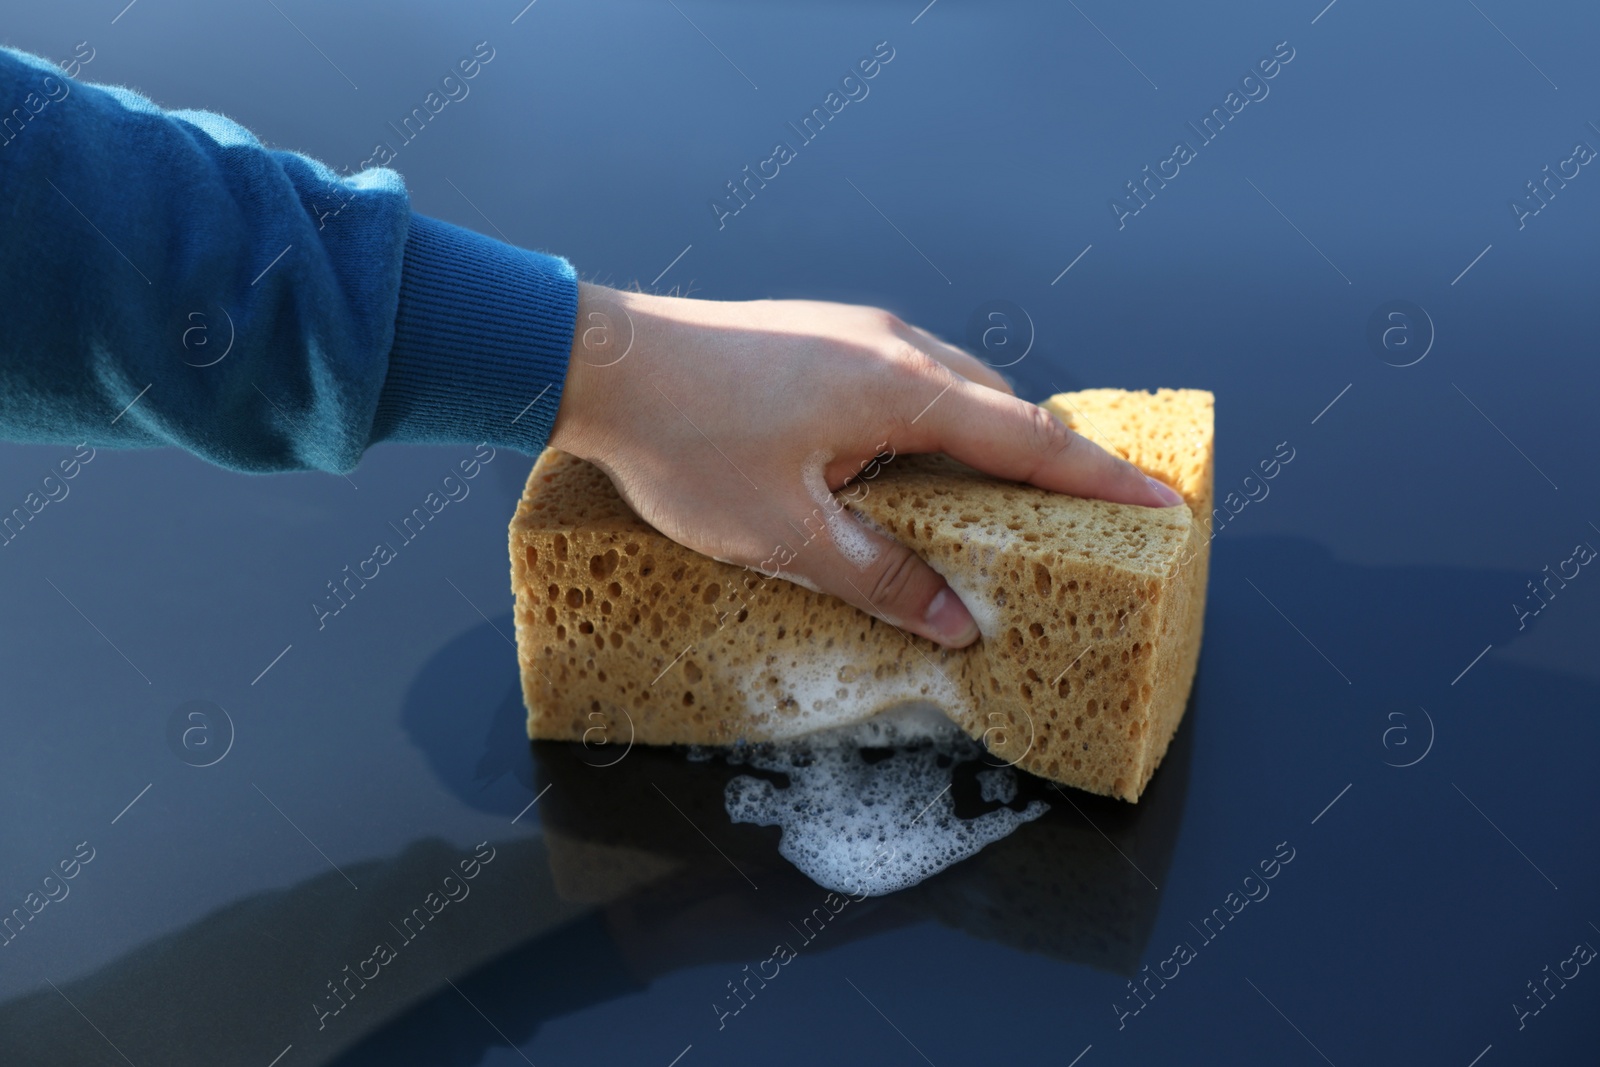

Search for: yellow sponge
xmin=509 ymin=388 xmax=1213 ymax=802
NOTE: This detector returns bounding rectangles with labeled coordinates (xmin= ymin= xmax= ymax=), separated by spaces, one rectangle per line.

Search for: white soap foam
xmin=927 ymin=525 xmax=1016 ymax=641
xmin=722 ymin=704 xmax=1048 ymax=896
xmin=741 ymin=646 xmax=968 ymax=741
xmin=802 ymin=449 xmax=880 ymax=570
xmin=782 ymin=571 xmax=822 ymax=594
xmin=827 ymin=701 xmax=960 ymax=747
xmin=976 ymin=765 xmax=1017 ymax=805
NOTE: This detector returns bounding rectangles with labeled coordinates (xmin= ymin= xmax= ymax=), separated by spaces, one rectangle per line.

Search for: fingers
xmin=902 ymin=375 xmax=1185 ymax=508
xmin=784 ymin=497 xmax=980 ymax=649
xmin=893 ymin=321 xmax=1014 ymax=395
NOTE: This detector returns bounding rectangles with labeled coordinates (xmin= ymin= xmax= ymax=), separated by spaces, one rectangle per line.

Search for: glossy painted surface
xmin=2 ymin=2 xmax=1597 ymax=1064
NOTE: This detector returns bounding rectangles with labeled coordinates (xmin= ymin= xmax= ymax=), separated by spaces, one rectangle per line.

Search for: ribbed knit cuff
xmin=371 ymin=213 xmax=578 ymax=455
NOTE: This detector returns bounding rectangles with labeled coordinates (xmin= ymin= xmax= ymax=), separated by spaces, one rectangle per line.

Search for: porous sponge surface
xmin=509 ymin=389 xmax=1214 ymax=802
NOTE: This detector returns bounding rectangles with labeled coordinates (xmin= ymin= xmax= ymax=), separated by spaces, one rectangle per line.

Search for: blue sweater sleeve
xmin=0 ymin=45 xmax=578 ymax=473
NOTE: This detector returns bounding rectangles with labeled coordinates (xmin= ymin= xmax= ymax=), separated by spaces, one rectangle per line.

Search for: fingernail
xmin=1146 ymin=475 xmax=1185 ymax=507
xmin=923 ymin=587 xmax=980 ymax=647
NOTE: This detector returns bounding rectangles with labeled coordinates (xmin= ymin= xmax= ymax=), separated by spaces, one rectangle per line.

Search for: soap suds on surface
xmin=721 ymin=703 xmax=1049 ymax=895
xmin=802 ymin=449 xmax=879 ymax=569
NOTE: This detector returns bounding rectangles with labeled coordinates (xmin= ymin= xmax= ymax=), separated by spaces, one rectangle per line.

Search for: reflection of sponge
xmin=509 ymin=389 xmax=1213 ymax=802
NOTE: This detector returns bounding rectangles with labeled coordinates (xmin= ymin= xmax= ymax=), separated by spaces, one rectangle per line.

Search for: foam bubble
xmin=741 ymin=645 xmax=967 ymax=740
xmin=927 ymin=527 xmax=1014 ymax=641
xmin=723 ymin=704 xmax=1048 ymax=896
xmin=802 ymin=450 xmax=880 ymax=569
xmin=827 ymin=701 xmax=958 ymax=746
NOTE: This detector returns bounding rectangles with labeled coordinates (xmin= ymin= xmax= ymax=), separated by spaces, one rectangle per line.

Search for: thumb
xmin=784 ymin=492 xmax=979 ymax=650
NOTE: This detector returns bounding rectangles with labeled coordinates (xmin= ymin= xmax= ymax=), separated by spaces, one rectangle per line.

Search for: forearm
xmin=0 ymin=45 xmax=577 ymax=473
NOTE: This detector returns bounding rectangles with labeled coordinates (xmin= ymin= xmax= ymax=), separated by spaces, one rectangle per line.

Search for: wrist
xmin=551 ymin=282 xmax=634 ymax=458
xmin=550 ymin=283 xmax=747 ymax=461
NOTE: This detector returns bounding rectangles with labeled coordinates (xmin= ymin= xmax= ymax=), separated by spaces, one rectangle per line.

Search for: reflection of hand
xmin=550 ymin=283 xmax=1185 ymax=649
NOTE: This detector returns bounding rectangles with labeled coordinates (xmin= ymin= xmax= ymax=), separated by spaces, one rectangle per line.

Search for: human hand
xmin=548 ymin=283 xmax=1185 ymax=649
